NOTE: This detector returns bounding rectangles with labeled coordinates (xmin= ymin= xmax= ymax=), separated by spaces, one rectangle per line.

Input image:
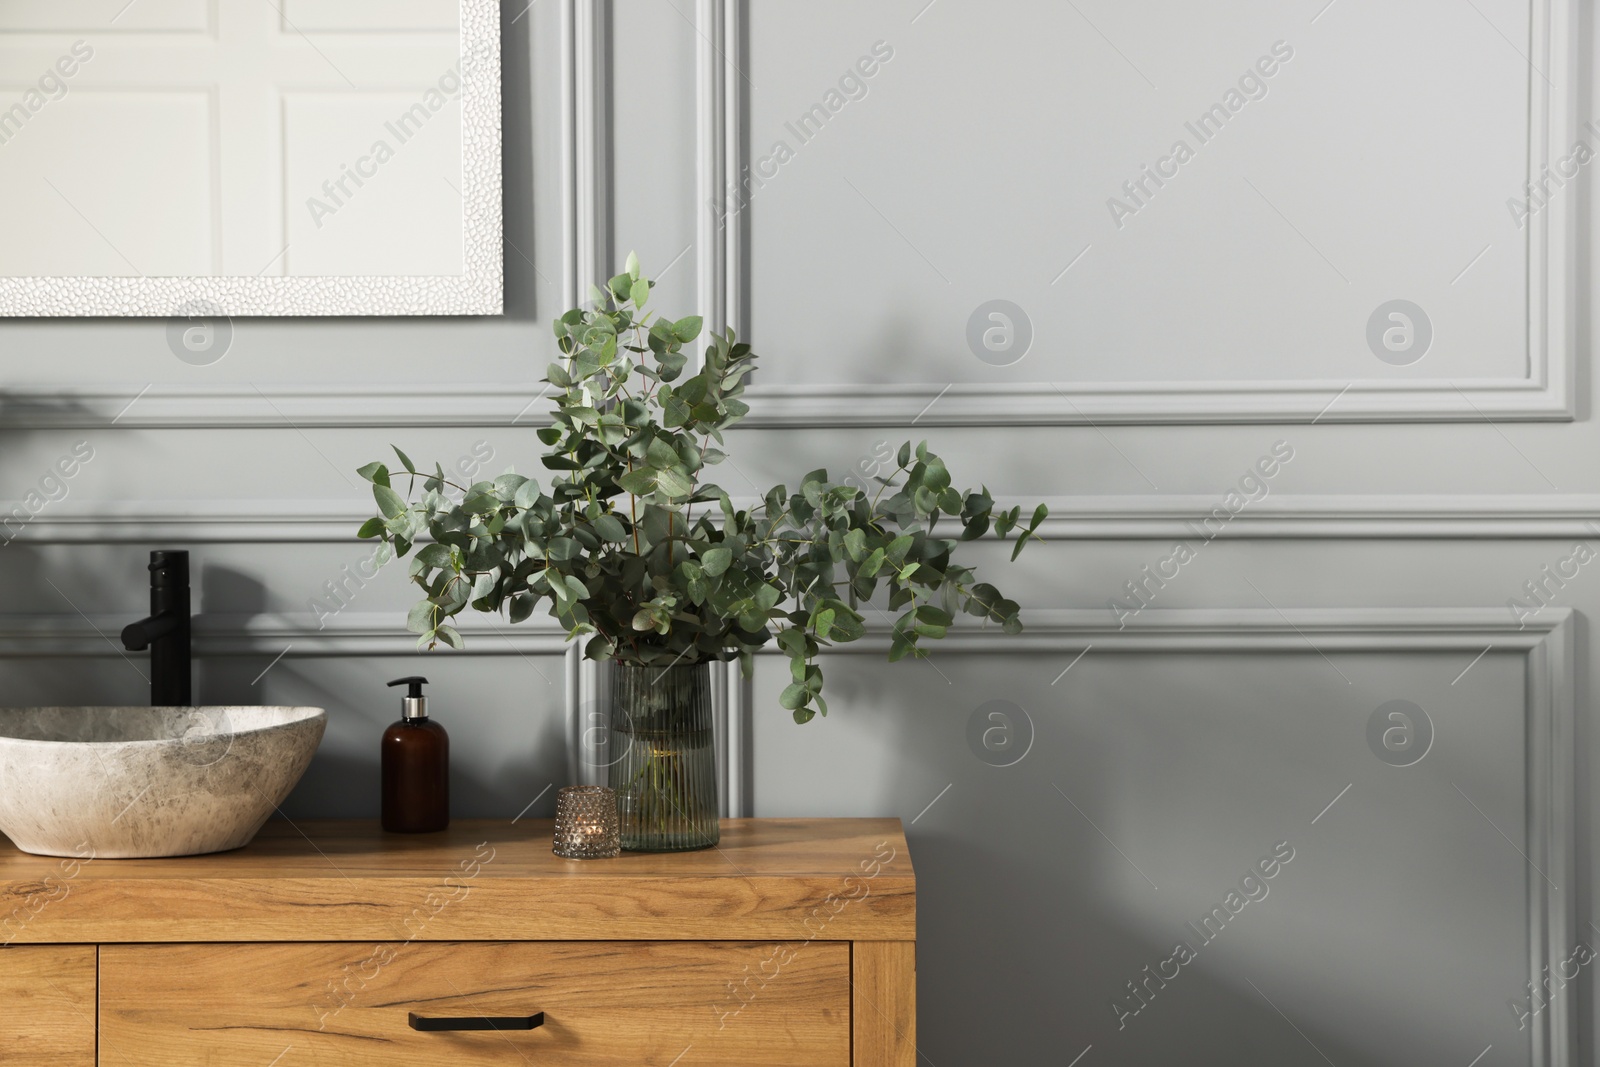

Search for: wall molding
xmin=0 ymin=375 xmax=1574 ymax=429
xmin=733 ymin=376 xmax=1577 ymax=426
xmin=560 ymin=0 xmax=610 ymax=786
xmin=722 ymin=606 xmax=1577 ymax=1065
xmin=560 ymin=0 xmax=608 ymax=314
xmin=12 ymin=495 xmax=1600 ymax=543
xmin=696 ymin=0 xmax=743 ymax=342
xmin=701 ymin=0 xmax=1577 ymax=425
xmin=0 ymin=384 xmax=554 ymax=429
xmin=0 ymin=610 xmax=569 ymax=658
xmin=1025 ymin=494 xmax=1600 ymax=539
xmin=5 ymin=597 xmax=1576 ymax=1063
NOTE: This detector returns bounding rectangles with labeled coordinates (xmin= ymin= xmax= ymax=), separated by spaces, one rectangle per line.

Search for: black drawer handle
xmin=409 ymin=1011 xmax=545 ymax=1032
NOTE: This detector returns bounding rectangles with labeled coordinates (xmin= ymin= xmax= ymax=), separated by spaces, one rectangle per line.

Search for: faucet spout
xmin=124 ymin=550 xmax=192 ymax=706
xmin=121 ymin=613 xmax=179 ymax=652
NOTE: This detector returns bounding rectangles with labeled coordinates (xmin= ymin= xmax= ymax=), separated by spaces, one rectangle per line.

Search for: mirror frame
xmin=0 ymin=0 xmax=501 ymax=318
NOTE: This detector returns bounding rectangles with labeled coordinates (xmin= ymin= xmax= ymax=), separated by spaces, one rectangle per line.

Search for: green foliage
xmin=359 ymin=258 xmax=1047 ymax=723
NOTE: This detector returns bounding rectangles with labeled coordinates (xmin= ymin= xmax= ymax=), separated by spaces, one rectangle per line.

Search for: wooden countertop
xmin=0 ymin=818 xmax=914 ymax=943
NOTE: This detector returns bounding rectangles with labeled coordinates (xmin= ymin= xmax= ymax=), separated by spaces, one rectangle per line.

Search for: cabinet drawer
xmin=0 ymin=945 xmax=95 ymax=1067
xmin=101 ymin=941 xmax=850 ymax=1066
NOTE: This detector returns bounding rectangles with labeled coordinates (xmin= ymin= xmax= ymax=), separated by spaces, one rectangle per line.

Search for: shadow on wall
xmin=0 ymin=538 xmax=152 ymax=705
xmin=0 ymin=394 xmax=101 ymax=425
xmin=910 ymin=829 xmax=1394 ymax=1065
xmin=272 ymin=673 xmax=568 ymax=822
xmin=832 ymin=653 xmax=1499 ymax=1065
xmin=189 ymin=565 xmax=569 ymax=820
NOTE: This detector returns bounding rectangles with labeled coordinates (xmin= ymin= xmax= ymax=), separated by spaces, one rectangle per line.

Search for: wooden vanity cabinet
xmin=0 ymin=818 xmax=916 ymax=1066
xmin=0 ymin=945 xmax=96 ymax=1067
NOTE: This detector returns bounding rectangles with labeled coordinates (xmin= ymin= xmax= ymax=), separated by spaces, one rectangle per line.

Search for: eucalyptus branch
xmin=357 ymin=255 xmax=1047 ymax=721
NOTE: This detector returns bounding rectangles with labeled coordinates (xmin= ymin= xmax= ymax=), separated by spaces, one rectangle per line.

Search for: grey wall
xmin=3 ymin=1 xmax=1597 ymax=1064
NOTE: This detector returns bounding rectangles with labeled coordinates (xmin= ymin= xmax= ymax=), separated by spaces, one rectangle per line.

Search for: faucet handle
xmin=148 ymin=549 xmax=189 ymax=582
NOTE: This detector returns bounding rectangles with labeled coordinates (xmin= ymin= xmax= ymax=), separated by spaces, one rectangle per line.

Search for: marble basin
xmin=0 ymin=706 xmax=325 ymax=859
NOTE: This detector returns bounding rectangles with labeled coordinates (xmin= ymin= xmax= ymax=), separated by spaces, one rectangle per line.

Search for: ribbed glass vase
xmin=607 ymin=660 xmax=720 ymax=852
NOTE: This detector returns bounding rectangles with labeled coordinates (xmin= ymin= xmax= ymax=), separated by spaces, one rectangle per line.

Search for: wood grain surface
xmin=102 ymin=940 xmax=851 ymax=1066
xmin=0 ymin=944 xmax=96 ymax=1067
xmin=0 ymin=818 xmax=914 ymax=943
xmin=853 ymin=941 xmax=919 ymax=1067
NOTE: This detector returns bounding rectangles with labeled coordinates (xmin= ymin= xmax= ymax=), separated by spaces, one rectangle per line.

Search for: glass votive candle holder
xmin=552 ymin=785 xmax=620 ymax=859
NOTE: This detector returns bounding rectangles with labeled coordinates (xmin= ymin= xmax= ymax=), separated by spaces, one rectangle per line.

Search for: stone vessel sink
xmin=0 ymin=706 xmax=325 ymax=859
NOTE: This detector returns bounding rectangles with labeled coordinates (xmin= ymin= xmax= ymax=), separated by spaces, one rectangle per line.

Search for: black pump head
xmin=387 ymin=676 xmax=429 ymax=698
xmin=388 ymin=676 xmax=431 ymax=720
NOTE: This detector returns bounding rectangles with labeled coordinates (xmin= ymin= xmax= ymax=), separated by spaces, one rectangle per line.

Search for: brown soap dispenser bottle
xmin=382 ymin=676 xmax=449 ymax=833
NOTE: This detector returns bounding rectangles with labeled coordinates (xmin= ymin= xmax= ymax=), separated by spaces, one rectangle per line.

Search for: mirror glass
xmin=0 ymin=0 xmax=466 ymax=279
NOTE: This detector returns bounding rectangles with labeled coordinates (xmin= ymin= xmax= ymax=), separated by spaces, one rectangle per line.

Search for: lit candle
xmin=553 ymin=786 xmax=620 ymax=859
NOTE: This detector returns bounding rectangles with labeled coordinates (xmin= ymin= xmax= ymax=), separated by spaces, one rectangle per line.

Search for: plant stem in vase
xmin=609 ymin=660 xmax=717 ymax=851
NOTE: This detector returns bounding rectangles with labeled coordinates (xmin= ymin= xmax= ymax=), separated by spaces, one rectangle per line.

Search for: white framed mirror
xmin=0 ymin=0 xmax=501 ymax=317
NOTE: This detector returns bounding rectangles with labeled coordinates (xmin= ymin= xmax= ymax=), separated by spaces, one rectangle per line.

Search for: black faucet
xmin=120 ymin=550 xmax=192 ymax=706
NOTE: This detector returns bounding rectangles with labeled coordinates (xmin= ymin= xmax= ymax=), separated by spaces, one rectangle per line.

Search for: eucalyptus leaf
xmin=655 ymin=467 xmax=693 ymax=499
xmin=701 ymin=546 xmax=733 ymax=576
xmin=617 ymin=468 xmax=658 ymax=496
xmin=593 ymin=513 xmax=628 ymax=541
xmin=509 ymin=594 xmax=535 ymax=624
xmin=406 ymin=601 xmax=435 ymax=634
xmin=416 ymin=543 xmax=453 ymax=569
xmin=645 ymin=436 xmax=678 ymax=471
xmin=374 ymin=484 xmax=407 ymax=520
